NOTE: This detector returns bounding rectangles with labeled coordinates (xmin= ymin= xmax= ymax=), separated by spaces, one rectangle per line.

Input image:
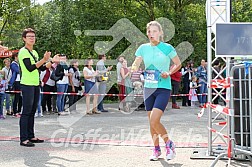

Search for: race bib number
xmin=144 ymin=70 xmax=160 ymax=84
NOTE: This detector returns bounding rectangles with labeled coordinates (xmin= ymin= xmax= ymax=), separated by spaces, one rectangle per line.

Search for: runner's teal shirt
xmin=135 ymin=42 xmax=177 ymax=89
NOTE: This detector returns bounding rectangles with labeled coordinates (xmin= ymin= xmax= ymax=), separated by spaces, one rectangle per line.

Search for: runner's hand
xmin=160 ymin=71 xmax=170 ymax=78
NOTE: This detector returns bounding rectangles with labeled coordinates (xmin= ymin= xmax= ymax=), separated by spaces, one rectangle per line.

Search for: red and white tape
xmin=208 ymin=127 xmax=229 ymax=139
xmin=5 ymin=90 xmax=141 ymax=96
xmin=198 ymin=103 xmax=233 ymax=118
xmin=213 ymin=121 xmax=227 ymax=126
xmin=210 ymin=78 xmax=233 ymax=89
xmin=208 ymin=127 xmax=233 ymax=159
xmin=4 ymin=90 xmax=226 ymax=97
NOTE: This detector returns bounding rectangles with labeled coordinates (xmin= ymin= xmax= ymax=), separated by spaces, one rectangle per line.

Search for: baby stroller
xmin=132 ymin=81 xmax=145 ymax=110
xmin=123 ymin=81 xmax=145 ymax=113
xmin=121 ymin=70 xmax=145 ymax=113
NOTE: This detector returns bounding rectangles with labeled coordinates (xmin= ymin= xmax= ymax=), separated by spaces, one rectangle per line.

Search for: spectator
xmin=189 ymin=76 xmax=201 ymax=107
xmin=181 ymin=62 xmax=193 ymax=106
xmin=170 ymin=65 xmax=182 ymax=109
xmin=0 ymin=73 xmax=7 ymax=119
xmin=196 ymin=59 xmax=207 ymax=107
xmin=212 ymin=59 xmax=222 ymax=104
xmin=131 ymin=68 xmax=143 ymax=83
xmin=55 ymin=54 xmax=71 ymax=116
xmin=96 ymin=54 xmax=112 ymax=112
xmin=9 ymin=52 xmax=22 ymax=118
xmin=51 ymin=63 xmax=58 ymax=114
xmin=35 ymin=83 xmax=43 ymax=117
xmin=68 ymin=60 xmax=81 ymax=112
xmin=116 ymin=55 xmax=125 ymax=110
xmin=40 ymin=66 xmax=55 ymax=115
xmin=83 ymin=58 xmax=100 ymax=114
xmin=2 ymin=58 xmax=12 ymax=115
xmin=131 ymin=68 xmax=145 ymax=110
xmin=18 ymin=28 xmax=57 ymax=147
xmin=120 ymin=59 xmax=133 ymax=111
xmin=190 ymin=61 xmax=196 ymax=74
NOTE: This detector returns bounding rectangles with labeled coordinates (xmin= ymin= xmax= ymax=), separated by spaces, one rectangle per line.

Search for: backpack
xmin=50 ymin=68 xmax=61 ymax=82
xmin=68 ymin=66 xmax=80 ymax=81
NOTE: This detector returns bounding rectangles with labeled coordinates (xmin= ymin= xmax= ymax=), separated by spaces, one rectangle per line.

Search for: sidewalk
xmin=0 ymin=101 xmax=251 ymax=167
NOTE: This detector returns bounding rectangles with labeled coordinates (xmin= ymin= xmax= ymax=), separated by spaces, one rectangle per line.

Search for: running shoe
xmin=166 ymin=140 xmax=176 ymax=160
xmin=149 ymin=148 xmax=161 ymax=161
xmin=0 ymin=115 xmax=6 ymax=119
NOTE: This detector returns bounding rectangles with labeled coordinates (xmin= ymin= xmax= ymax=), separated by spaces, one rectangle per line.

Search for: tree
xmin=0 ymin=0 xmax=31 ymax=36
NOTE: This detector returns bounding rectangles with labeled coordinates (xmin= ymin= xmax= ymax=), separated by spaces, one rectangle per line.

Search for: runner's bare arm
xmin=170 ymin=55 xmax=181 ymax=74
xmin=161 ymin=55 xmax=181 ymax=78
xmin=131 ymin=57 xmax=142 ymax=72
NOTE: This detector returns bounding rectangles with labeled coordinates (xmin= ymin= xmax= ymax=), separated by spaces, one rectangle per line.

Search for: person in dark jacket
xmin=181 ymin=62 xmax=193 ymax=106
xmin=9 ymin=52 xmax=22 ymax=117
xmin=170 ymin=66 xmax=182 ymax=109
xmin=212 ymin=59 xmax=222 ymax=104
xmin=55 ymin=54 xmax=71 ymax=115
xmin=196 ymin=59 xmax=207 ymax=107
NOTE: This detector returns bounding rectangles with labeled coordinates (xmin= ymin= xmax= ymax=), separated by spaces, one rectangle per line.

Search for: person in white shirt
xmin=2 ymin=58 xmax=12 ymax=115
xmin=55 ymin=54 xmax=71 ymax=115
xmin=83 ymin=58 xmax=100 ymax=115
xmin=68 ymin=60 xmax=81 ymax=112
xmin=40 ymin=67 xmax=56 ymax=115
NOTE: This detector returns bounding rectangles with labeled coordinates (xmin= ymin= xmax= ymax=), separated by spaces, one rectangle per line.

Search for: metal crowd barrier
xmin=210 ymin=62 xmax=252 ymax=166
xmin=230 ymin=63 xmax=252 ymax=161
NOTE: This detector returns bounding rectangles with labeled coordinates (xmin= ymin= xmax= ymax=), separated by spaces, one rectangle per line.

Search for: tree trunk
xmin=0 ymin=19 xmax=8 ymax=36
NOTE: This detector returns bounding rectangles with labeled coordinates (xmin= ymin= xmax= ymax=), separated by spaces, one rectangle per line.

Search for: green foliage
xmin=0 ymin=0 xmax=251 ymax=67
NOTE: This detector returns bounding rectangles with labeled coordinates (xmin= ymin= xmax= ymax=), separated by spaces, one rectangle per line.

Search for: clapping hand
xmin=43 ymin=51 xmax=51 ymax=62
xmin=52 ymin=54 xmax=60 ymax=63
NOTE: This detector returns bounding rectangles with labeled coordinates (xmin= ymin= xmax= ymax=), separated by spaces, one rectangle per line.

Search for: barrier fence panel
xmin=230 ymin=64 xmax=252 ymax=161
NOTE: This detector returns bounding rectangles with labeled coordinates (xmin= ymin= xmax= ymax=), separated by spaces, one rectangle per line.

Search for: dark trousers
xmin=182 ymin=81 xmax=191 ymax=106
xmin=171 ymin=80 xmax=180 ymax=104
xmin=20 ymin=85 xmax=40 ymax=142
xmin=12 ymin=81 xmax=22 ymax=114
xmin=52 ymin=94 xmax=57 ymax=112
xmin=68 ymin=86 xmax=79 ymax=111
xmin=42 ymin=84 xmax=54 ymax=112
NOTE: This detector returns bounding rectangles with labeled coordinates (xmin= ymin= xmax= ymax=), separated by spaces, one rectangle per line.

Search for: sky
xmin=36 ymin=0 xmax=51 ymax=5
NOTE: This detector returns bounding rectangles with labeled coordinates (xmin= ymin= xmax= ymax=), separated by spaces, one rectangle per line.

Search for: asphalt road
xmin=0 ymin=101 xmax=251 ymax=167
